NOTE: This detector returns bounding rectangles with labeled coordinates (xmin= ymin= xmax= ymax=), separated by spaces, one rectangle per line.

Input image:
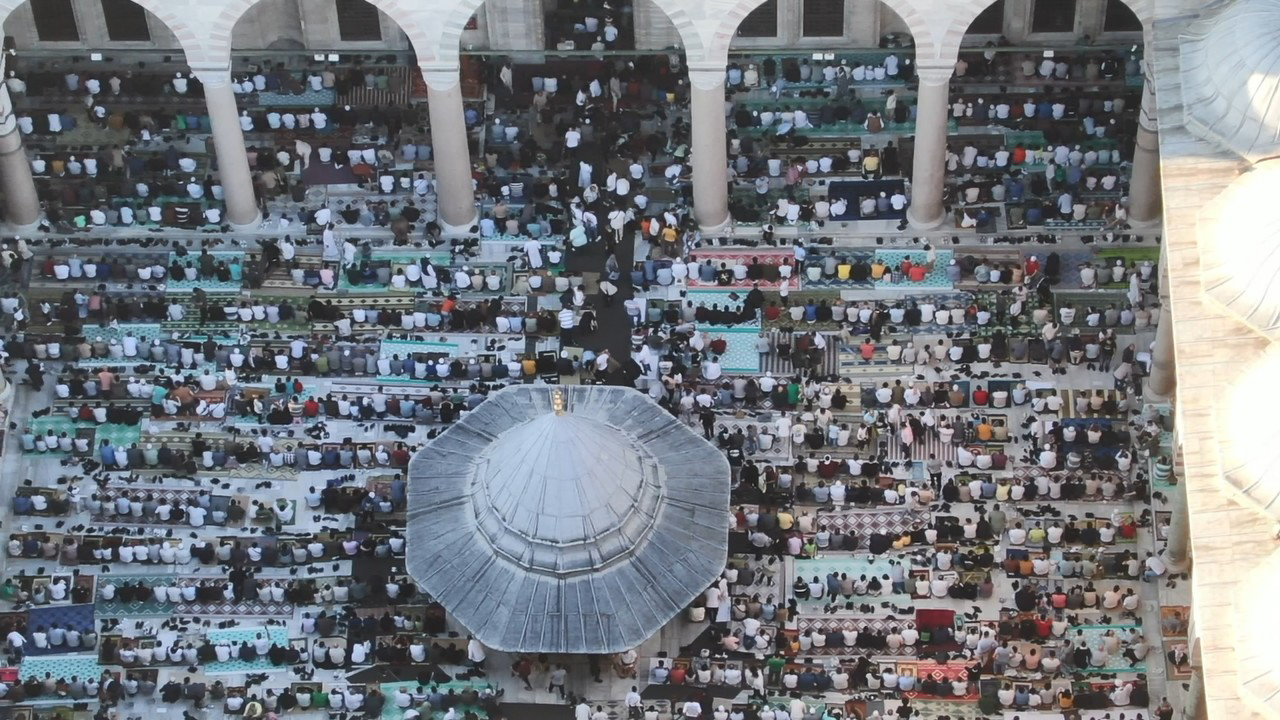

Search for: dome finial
xmin=553 ymin=389 xmax=565 ymax=415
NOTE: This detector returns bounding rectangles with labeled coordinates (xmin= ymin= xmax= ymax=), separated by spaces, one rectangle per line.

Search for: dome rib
xmin=1181 ymin=0 xmax=1280 ymax=161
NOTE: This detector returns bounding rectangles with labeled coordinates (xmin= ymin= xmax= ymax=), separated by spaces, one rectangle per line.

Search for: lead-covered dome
xmin=472 ymin=412 xmax=663 ymax=573
xmin=406 ymin=385 xmax=730 ymax=654
xmin=1199 ymin=159 xmax=1280 ymax=339
xmin=1181 ymin=0 xmax=1280 ymax=161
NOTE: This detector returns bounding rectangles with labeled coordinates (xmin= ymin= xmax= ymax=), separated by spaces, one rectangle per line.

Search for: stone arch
xmin=940 ymin=0 xmax=1154 ymax=53
xmin=208 ymin=0 xmax=439 ymax=66
xmin=0 ymin=0 xmax=206 ymax=58
xmin=705 ymin=0 xmax=942 ymax=63
xmin=435 ymin=0 xmax=705 ymax=63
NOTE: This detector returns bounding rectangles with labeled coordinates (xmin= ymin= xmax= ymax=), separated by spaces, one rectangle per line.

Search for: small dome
xmin=1235 ymin=549 xmax=1280 ymax=717
xmin=1200 ymin=159 xmax=1280 ymax=339
xmin=473 ymin=413 xmax=663 ymax=573
xmin=1219 ymin=342 xmax=1280 ymax=520
xmin=1181 ymin=0 xmax=1280 ymax=161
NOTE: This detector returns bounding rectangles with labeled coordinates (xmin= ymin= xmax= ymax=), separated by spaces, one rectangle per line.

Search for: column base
xmin=4 ymin=219 xmax=41 ymax=236
xmin=1126 ymin=215 xmax=1162 ymax=230
xmin=440 ymin=214 xmax=479 ymax=238
xmin=229 ymin=211 xmax=263 ymax=234
xmin=1161 ymin=548 xmax=1190 ymax=574
xmin=697 ymin=214 xmax=732 ymax=236
xmin=907 ymin=205 xmax=946 ymax=231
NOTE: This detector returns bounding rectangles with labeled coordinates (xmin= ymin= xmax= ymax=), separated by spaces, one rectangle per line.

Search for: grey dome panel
xmin=405 ymin=385 xmax=730 ymax=654
xmin=1181 ymin=0 xmax=1280 ymax=162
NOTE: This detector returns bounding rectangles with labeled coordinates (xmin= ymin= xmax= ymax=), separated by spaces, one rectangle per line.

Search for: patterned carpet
xmin=25 ymin=604 xmax=96 ymax=655
xmin=814 ymin=508 xmax=929 ymax=538
xmin=686 ymin=250 xmax=795 ymax=290
xmin=18 ymin=655 xmax=105 ymax=682
xmin=176 ymin=598 xmax=295 ymax=617
xmin=229 ymin=464 xmax=300 ymax=479
xmin=204 ymin=626 xmax=290 ymax=674
xmin=898 ymin=698 xmax=983 ymax=719
xmin=792 ymin=555 xmax=910 ymax=608
xmin=793 ymin=616 xmax=917 ymax=656
xmin=96 ymin=576 xmax=292 ymax=618
xmin=1072 ymin=624 xmax=1146 ymax=673
xmin=902 ymin=662 xmax=980 ymax=701
xmin=377 ymin=680 xmax=496 ymax=720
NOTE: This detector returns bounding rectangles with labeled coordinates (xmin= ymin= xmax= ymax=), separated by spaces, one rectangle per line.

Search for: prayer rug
xmin=879 ymin=428 xmax=957 ymax=464
xmin=24 ymin=604 xmax=95 ymax=656
xmin=1071 ymin=624 xmax=1146 ymax=673
xmin=814 ymin=509 xmax=928 ymax=539
xmin=761 ymin=332 xmax=842 ymax=376
xmin=686 ymin=250 xmax=795 ymax=290
xmin=901 ymin=662 xmax=980 ymax=701
xmin=18 ymin=656 xmax=104 ymax=683
xmin=790 ymin=617 xmax=915 ymax=657
xmin=175 ymin=598 xmax=295 ymax=618
xmin=899 ymin=699 xmax=981 ymax=720
xmin=229 ymin=464 xmax=299 ymax=480
xmin=204 ymin=626 xmax=290 ymax=674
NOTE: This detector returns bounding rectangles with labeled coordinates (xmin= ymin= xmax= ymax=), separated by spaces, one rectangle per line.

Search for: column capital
xmin=687 ymin=62 xmax=727 ymax=91
xmin=1139 ymin=59 xmax=1158 ymax=133
xmin=419 ymin=63 xmax=461 ymax=92
xmin=915 ymin=60 xmax=954 ymax=87
xmin=188 ymin=64 xmax=231 ymax=88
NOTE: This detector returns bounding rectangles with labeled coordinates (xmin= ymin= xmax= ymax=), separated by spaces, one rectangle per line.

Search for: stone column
xmin=1163 ymin=473 xmax=1191 ymax=571
xmin=192 ymin=67 xmax=261 ymax=230
xmin=422 ymin=63 xmax=478 ymax=233
xmin=1184 ymin=668 xmax=1207 ymax=720
xmin=906 ymin=62 xmax=953 ymax=230
xmin=0 ymin=128 xmax=39 ymax=230
xmin=688 ymin=64 xmax=730 ymax=233
xmin=1129 ymin=64 xmax=1162 ymax=226
xmin=0 ymin=62 xmax=39 ymax=231
xmin=1148 ymin=303 xmax=1176 ymax=397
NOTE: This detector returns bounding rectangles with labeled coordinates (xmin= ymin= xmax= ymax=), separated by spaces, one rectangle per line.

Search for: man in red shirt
xmin=972 ymin=386 xmax=990 ymax=406
xmin=860 ymin=339 xmax=876 ymax=360
xmin=391 ymin=444 xmax=411 ymax=467
xmin=908 ymin=264 xmax=927 ymax=282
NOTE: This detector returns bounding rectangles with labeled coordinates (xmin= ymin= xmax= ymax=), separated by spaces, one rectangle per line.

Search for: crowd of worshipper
xmin=0 ymin=32 xmax=1181 ymax=720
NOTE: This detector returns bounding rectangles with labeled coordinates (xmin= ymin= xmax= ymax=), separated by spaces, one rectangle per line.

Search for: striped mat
xmin=339 ymin=66 xmax=414 ymax=107
xmin=837 ymin=346 xmax=911 ymax=371
xmin=761 ymin=332 xmax=841 ymax=376
xmin=879 ymin=426 xmax=958 ymax=463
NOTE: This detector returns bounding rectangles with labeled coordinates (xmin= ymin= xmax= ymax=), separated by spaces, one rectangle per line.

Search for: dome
xmin=1199 ymin=159 xmax=1280 ymax=339
xmin=1181 ymin=0 xmax=1280 ymax=161
xmin=405 ymin=385 xmax=730 ymax=654
xmin=1235 ymin=549 xmax=1280 ymax=716
xmin=472 ymin=413 xmax=663 ymax=573
xmin=1218 ymin=342 xmax=1280 ymax=520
